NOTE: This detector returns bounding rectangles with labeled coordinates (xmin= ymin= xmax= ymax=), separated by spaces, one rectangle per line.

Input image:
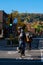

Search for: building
xmin=0 ymin=10 xmax=8 ymax=38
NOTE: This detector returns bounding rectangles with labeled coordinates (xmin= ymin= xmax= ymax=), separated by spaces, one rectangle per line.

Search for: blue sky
xmin=0 ymin=0 xmax=43 ymax=14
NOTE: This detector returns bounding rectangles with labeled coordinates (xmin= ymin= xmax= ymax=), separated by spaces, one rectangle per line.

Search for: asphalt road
xmin=0 ymin=58 xmax=42 ymax=65
xmin=0 ymin=49 xmax=41 ymax=60
xmin=0 ymin=47 xmax=43 ymax=65
xmin=0 ymin=38 xmax=43 ymax=65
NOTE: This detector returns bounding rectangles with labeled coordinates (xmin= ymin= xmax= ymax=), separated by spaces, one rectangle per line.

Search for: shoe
xmin=18 ymin=51 xmax=20 ymax=53
xmin=22 ymin=54 xmax=25 ymax=56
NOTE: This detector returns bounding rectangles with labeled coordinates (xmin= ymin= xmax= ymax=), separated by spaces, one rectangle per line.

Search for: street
xmin=0 ymin=47 xmax=42 ymax=64
xmin=0 ymin=47 xmax=42 ymax=60
xmin=0 ymin=38 xmax=43 ymax=62
xmin=0 ymin=38 xmax=43 ymax=60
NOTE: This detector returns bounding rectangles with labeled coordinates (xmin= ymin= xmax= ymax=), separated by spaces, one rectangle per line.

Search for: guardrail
xmin=31 ymin=38 xmax=43 ymax=49
xmin=0 ymin=38 xmax=43 ymax=49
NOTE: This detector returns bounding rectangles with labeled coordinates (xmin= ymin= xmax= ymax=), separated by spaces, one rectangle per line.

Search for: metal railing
xmin=31 ymin=38 xmax=43 ymax=49
xmin=0 ymin=38 xmax=43 ymax=49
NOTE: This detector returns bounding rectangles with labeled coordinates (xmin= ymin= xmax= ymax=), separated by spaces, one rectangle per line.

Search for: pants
xmin=19 ymin=40 xmax=25 ymax=55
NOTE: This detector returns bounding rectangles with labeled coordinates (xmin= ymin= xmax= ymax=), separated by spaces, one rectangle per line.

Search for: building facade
xmin=0 ymin=10 xmax=8 ymax=38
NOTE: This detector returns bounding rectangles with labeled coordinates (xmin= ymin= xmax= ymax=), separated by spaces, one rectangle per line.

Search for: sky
xmin=0 ymin=0 xmax=43 ymax=14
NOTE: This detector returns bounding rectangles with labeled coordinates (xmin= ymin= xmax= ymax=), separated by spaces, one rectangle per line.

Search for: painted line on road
xmin=7 ymin=51 xmax=18 ymax=54
xmin=40 ymin=49 xmax=43 ymax=61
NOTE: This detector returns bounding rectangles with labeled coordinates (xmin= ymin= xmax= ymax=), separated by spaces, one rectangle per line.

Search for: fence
xmin=31 ymin=38 xmax=43 ymax=49
xmin=0 ymin=38 xmax=43 ymax=49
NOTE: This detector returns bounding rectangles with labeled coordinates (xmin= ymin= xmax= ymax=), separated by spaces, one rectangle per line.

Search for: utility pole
xmin=9 ymin=13 xmax=13 ymax=34
xmin=9 ymin=13 xmax=13 ymax=46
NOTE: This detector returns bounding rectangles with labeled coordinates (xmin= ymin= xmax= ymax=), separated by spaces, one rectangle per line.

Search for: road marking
xmin=7 ymin=51 xmax=18 ymax=54
xmin=26 ymin=54 xmax=31 ymax=57
xmin=40 ymin=49 xmax=43 ymax=62
xmin=16 ymin=56 xmax=33 ymax=60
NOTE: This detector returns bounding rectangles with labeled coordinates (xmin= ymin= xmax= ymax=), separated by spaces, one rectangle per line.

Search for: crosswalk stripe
xmin=40 ymin=49 xmax=43 ymax=61
xmin=7 ymin=51 xmax=18 ymax=54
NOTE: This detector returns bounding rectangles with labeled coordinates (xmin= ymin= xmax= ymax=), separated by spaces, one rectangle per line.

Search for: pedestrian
xmin=17 ymin=27 xmax=21 ymax=53
xmin=26 ymin=31 xmax=33 ymax=50
xmin=18 ymin=27 xmax=26 ymax=57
